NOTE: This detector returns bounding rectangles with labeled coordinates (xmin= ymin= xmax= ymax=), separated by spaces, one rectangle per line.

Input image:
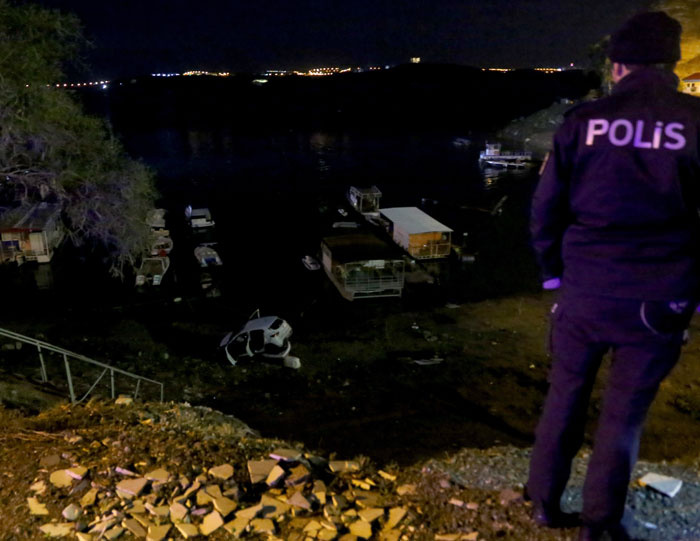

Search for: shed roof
xmin=0 ymin=203 xmax=61 ymax=232
xmin=683 ymin=72 xmax=700 ymax=82
xmin=322 ymin=232 xmax=403 ymax=263
xmin=379 ymin=207 xmax=453 ymax=234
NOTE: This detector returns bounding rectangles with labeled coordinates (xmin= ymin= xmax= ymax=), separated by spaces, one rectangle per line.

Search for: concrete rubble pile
xmin=27 ymin=444 xmax=425 ymax=540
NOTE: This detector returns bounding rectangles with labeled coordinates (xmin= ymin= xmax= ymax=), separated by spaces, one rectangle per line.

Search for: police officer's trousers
xmin=526 ymin=293 xmax=689 ymax=528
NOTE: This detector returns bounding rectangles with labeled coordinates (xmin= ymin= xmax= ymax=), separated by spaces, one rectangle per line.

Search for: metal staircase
xmin=0 ymin=327 xmax=164 ymax=404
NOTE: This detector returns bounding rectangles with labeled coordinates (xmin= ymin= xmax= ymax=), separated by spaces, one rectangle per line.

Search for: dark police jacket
xmin=531 ymin=67 xmax=700 ymax=300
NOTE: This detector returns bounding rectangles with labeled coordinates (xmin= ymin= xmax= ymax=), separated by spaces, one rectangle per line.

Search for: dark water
xmin=114 ymin=125 xmax=540 ymax=309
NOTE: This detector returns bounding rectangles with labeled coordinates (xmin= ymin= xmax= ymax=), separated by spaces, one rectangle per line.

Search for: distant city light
xmin=51 ymin=79 xmax=111 ymax=89
xmin=481 ymin=67 xmax=565 ymax=73
xmin=182 ymin=70 xmax=230 ymax=77
xmin=410 ymin=57 xmax=421 ymax=64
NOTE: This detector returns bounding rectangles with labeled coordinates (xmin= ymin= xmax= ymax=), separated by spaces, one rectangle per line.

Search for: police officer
xmin=526 ymin=11 xmax=700 ymax=541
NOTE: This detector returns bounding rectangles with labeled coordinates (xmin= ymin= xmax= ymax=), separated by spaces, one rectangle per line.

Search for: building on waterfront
xmin=347 ymin=186 xmax=382 ymax=215
xmin=682 ymin=73 xmax=700 ymax=95
xmin=0 ymin=203 xmax=64 ymax=265
xmin=379 ymin=207 xmax=452 ymax=259
xmin=320 ymin=232 xmax=405 ymax=300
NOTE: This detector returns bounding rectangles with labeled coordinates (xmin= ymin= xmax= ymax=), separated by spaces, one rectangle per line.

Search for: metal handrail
xmin=0 ymin=327 xmax=164 ymax=403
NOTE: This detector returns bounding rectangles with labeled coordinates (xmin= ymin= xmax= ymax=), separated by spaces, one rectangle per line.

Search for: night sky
xmin=36 ymin=0 xmax=653 ymax=79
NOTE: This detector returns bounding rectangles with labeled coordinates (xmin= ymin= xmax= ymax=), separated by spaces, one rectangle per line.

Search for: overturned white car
xmin=219 ymin=311 xmax=300 ymax=369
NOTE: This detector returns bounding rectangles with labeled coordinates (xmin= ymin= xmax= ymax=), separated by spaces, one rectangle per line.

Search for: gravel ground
xmin=426 ymin=445 xmax=700 ymax=540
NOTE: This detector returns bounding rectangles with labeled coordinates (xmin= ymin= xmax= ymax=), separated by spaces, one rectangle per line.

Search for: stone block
xmin=250 ymin=518 xmax=275 ymax=534
xmin=39 ymin=523 xmax=73 ymax=537
xmin=385 ymin=507 xmax=407 ymax=530
xmin=205 ymin=484 xmax=223 ymax=499
xmin=40 ymin=454 xmax=61 ymax=467
xmin=208 ymin=463 xmax=234 ymax=480
xmin=235 ymin=503 xmax=263 ymax=520
xmin=266 ymin=464 xmax=286 ymax=487
xmin=328 ymin=461 xmax=360 ymax=473
xmin=174 ymin=523 xmax=199 ymax=538
xmin=144 ymin=468 xmax=169 ymax=482
xmin=196 ymin=488 xmax=213 ymax=506
xmin=286 ymin=464 xmax=311 ymax=487
xmin=27 ymin=497 xmax=49 ymax=515
xmin=377 ymin=470 xmax=397 ymax=481
xmin=269 ymin=448 xmax=303 ymax=462
xmin=349 ymin=519 xmax=373 ymax=539
xmin=199 ymin=510 xmax=224 ymax=536
xmin=287 ymin=490 xmax=311 ymax=509
xmin=122 ymin=518 xmax=147 ymax=538
xmin=318 ymin=528 xmax=339 ymax=540
xmin=357 ymin=507 xmax=383 ymax=523
xmin=49 ymin=469 xmax=74 ymax=488
xmin=116 ymin=477 xmax=148 ymax=498
xmin=247 ymin=459 xmax=277 ymax=484
xmin=213 ymin=496 xmax=237 ymax=517
xmin=169 ymin=501 xmax=188 ymax=521
xmin=80 ymin=488 xmax=97 ymax=507
xmin=146 ymin=524 xmax=170 ymax=541
xmin=638 ymin=472 xmax=683 ymax=497
xmin=66 ymin=466 xmax=88 ymax=480
xmin=62 ymin=503 xmax=82 ymax=521
xmin=396 ymin=484 xmax=416 ymax=496
xmin=260 ymin=494 xmax=290 ymax=518
xmin=30 ymin=480 xmax=47 ymax=494
xmin=104 ymin=526 xmax=125 ymax=540
xmin=223 ymin=516 xmax=250 ymax=537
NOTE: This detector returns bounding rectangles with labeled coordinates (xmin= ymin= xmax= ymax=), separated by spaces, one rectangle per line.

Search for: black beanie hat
xmin=608 ymin=11 xmax=682 ymax=64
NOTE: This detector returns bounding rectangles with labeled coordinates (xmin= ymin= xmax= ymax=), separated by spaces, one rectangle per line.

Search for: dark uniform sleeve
xmin=530 ymin=121 xmax=575 ymax=282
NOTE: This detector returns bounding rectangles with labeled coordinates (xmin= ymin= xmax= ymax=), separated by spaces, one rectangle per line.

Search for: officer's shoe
xmin=578 ymin=523 xmax=636 ymax=541
xmin=532 ymin=504 xmax=581 ymax=528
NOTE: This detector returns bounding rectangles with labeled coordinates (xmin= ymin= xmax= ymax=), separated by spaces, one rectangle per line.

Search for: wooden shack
xmin=0 ymin=203 xmax=64 ymax=264
xmin=379 ymin=207 xmax=452 ymax=259
xmin=321 ymin=232 xmax=405 ymax=300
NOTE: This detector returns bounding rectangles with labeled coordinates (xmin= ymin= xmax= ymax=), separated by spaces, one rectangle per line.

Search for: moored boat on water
xmin=135 ymin=256 xmax=170 ymax=286
xmin=194 ymin=244 xmax=222 ymax=267
xmin=479 ymin=142 xmax=533 ymax=169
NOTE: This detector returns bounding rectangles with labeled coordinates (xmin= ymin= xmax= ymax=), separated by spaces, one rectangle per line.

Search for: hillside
xmin=2 ymin=399 xmax=700 ymax=540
